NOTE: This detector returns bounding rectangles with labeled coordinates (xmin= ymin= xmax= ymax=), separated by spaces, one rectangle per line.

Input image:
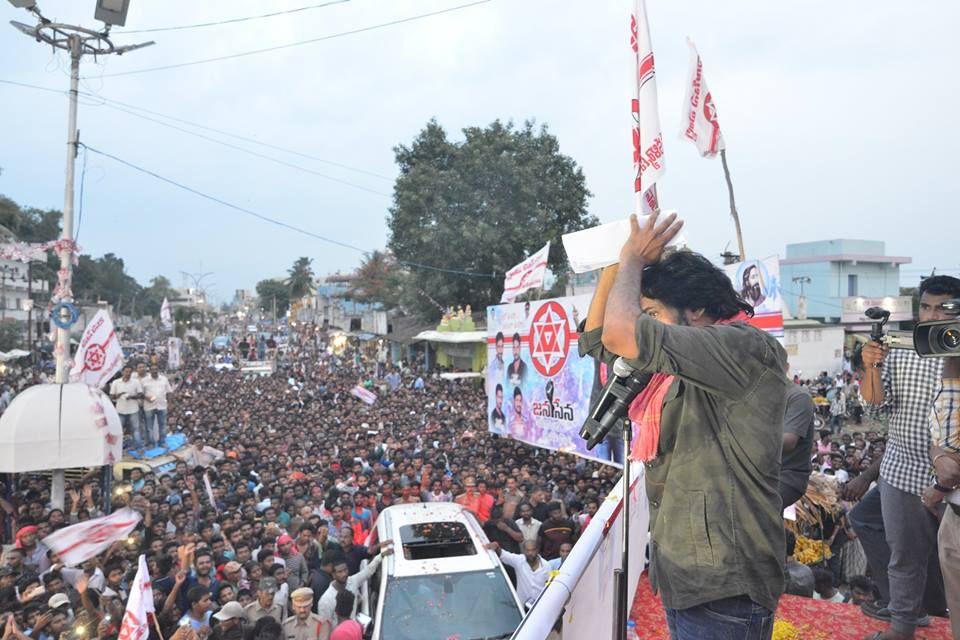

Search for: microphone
xmin=579 ymin=357 xmax=650 ymax=450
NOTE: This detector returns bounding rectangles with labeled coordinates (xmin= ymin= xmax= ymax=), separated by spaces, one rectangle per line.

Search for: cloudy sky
xmin=1 ymin=0 xmax=957 ymax=303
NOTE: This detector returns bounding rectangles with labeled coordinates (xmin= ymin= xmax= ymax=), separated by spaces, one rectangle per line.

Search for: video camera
xmin=851 ymin=299 xmax=960 ymax=358
xmin=913 ymin=299 xmax=960 ymax=358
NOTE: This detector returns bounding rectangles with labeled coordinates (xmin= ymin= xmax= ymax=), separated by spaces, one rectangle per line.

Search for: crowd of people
xmin=0 ymin=239 xmax=958 ymax=640
xmin=0 ymin=323 xmax=615 ymax=640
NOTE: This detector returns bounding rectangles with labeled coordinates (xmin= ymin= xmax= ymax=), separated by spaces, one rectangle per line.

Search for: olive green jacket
xmin=579 ymin=316 xmax=787 ymax=611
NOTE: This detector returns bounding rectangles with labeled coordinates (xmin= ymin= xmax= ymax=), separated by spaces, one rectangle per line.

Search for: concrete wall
xmin=783 ymin=324 xmax=846 ymax=378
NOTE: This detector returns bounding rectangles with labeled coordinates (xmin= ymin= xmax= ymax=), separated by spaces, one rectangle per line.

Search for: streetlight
xmin=6 ymin=0 xmax=154 ymax=510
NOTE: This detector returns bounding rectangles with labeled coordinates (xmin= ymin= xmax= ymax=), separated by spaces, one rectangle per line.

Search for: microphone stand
xmin=613 ymin=416 xmax=632 ymax=640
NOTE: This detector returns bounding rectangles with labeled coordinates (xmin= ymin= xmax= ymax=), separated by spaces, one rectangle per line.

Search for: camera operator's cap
xmin=48 ymin=593 xmax=71 ymax=609
xmin=213 ymin=601 xmax=245 ymax=621
xmin=258 ymin=577 xmax=278 ymax=594
xmin=290 ymin=587 xmax=313 ymax=604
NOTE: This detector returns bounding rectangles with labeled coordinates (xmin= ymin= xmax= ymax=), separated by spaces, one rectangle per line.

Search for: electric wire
xmin=99 ymin=102 xmax=391 ymax=197
xmin=118 ymin=0 xmax=350 ymax=34
xmin=88 ymin=0 xmax=493 ymax=79
xmin=0 ymin=78 xmax=394 ymax=182
xmin=79 ymin=144 xmax=497 ymax=279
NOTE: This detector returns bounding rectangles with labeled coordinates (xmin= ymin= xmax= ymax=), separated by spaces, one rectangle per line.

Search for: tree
xmin=348 ymin=250 xmax=406 ymax=309
xmin=256 ymin=279 xmax=290 ymax=318
xmin=286 ymin=257 xmax=315 ymax=299
xmin=141 ymin=275 xmax=177 ymax=318
xmin=72 ymin=253 xmax=142 ymax=311
xmin=0 ymin=319 xmax=24 ymax=351
xmin=388 ymin=119 xmax=596 ymax=318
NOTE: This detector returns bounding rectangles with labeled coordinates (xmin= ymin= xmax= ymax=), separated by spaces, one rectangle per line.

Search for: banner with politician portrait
xmin=724 ymin=256 xmax=784 ymax=337
xmin=486 ymin=295 xmax=602 ymax=461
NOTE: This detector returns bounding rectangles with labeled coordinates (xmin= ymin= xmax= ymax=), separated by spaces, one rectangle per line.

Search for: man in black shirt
xmin=781 ymin=382 xmax=816 ymax=508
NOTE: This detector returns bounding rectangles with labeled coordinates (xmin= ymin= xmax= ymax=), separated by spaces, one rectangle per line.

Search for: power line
xmin=0 ymin=79 xmax=394 ymax=181
xmin=88 ymin=0 xmax=493 ymax=79
xmin=79 ymin=143 xmax=496 ymax=279
xmin=119 ymin=0 xmax=350 ymax=34
xmin=99 ymin=101 xmax=392 ymax=197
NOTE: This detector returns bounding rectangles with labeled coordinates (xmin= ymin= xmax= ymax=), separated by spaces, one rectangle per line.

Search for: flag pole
xmin=151 ymin=614 xmax=165 ymax=640
xmin=720 ymin=149 xmax=745 ymax=261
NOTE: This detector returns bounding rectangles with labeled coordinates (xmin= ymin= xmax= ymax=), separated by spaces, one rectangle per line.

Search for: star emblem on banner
xmin=529 ymin=301 xmax=571 ymax=377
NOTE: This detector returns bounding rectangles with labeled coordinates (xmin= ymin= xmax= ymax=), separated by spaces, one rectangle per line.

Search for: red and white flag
xmin=69 ymin=309 xmax=124 ymax=388
xmin=680 ymin=39 xmax=725 ymax=158
xmin=160 ymin=297 xmax=172 ymax=329
xmin=117 ymin=555 xmax=154 ymax=640
xmin=42 ymin=508 xmax=142 ymax=567
xmin=630 ymin=0 xmax=665 ymax=214
xmin=351 ymin=385 xmax=377 ymax=406
xmin=500 ymin=242 xmax=550 ymax=303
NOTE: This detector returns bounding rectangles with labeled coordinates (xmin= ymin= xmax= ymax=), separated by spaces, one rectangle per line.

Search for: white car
xmin=368 ymin=502 xmax=524 ymax=640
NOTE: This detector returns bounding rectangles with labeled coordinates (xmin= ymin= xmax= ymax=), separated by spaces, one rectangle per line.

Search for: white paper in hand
xmin=562 ymin=211 xmax=686 ymax=274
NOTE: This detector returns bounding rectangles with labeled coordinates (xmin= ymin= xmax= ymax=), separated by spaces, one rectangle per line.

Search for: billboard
xmin=724 ymin=256 xmax=784 ymax=337
xmin=486 ymin=295 xmax=603 ymax=462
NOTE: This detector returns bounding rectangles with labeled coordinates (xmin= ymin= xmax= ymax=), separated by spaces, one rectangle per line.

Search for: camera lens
xmin=942 ymin=327 xmax=960 ymax=351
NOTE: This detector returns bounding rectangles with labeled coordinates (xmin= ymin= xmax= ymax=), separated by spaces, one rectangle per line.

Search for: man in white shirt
xmin=142 ymin=364 xmax=174 ymax=449
xmin=491 ymin=540 xmax=552 ymax=605
xmin=515 ymin=502 xmax=541 ymax=544
xmin=109 ymin=366 xmax=144 ymax=452
xmin=316 ymin=545 xmax=392 ymax=623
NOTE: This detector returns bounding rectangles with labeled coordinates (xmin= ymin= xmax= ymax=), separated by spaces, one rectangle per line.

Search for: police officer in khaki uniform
xmin=282 ymin=587 xmax=329 ymax=640
xmin=244 ymin=578 xmax=284 ymax=624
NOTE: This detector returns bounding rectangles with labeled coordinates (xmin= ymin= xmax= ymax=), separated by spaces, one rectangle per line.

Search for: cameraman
xmin=922 ymin=346 xmax=960 ymax=639
xmin=581 ymin=212 xmax=787 ymax=639
xmin=847 ymin=275 xmax=960 ymax=640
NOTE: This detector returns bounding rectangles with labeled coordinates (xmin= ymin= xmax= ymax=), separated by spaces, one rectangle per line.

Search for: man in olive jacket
xmin=581 ymin=212 xmax=787 ymax=639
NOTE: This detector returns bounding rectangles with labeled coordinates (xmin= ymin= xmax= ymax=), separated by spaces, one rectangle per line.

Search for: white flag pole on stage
xmin=631 ymin=0 xmax=665 ymax=215
xmin=680 ymin=38 xmax=745 ymax=260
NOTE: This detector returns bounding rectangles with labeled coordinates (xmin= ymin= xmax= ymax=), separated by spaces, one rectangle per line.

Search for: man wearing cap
xmin=244 ymin=578 xmax=284 ymax=624
xmin=15 ymin=525 xmax=49 ymax=573
xmin=47 ymin=593 xmax=74 ymax=623
xmin=212 ymin=601 xmax=247 ymax=640
xmin=277 ymin=534 xmax=309 ymax=591
xmin=283 ymin=587 xmax=328 ymax=640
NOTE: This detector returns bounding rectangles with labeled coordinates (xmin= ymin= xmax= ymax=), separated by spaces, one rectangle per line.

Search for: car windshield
xmin=379 ymin=570 xmax=521 ymax=640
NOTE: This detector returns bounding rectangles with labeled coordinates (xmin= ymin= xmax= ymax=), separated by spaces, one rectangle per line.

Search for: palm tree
xmin=286 ymin=257 xmax=315 ymax=299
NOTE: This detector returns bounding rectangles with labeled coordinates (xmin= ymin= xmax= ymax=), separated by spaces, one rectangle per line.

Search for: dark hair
xmin=848 ymin=574 xmax=876 ymax=595
xmin=812 ymin=567 xmax=834 ymax=592
xmin=495 ymin=383 xmax=503 ymax=394
xmin=513 ymin=387 xmax=522 ymax=399
xmin=919 ymin=275 xmax=960 ymax=299
xmin=251 ymin=617 xmax=282 ymax=640
xmin=512 ymin=332 xmax=521 ymax=344
xmin=495 ymin=331 xmax=504 ymax=343
xmin=641 ymin=251 xmax=754 ymax=319
xmin=334 ymin=589 xmax=355 ymax=619
xmin=187 ymin=585 xmax=209 ymax=605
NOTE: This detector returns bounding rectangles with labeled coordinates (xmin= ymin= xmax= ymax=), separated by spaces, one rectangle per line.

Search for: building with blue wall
xmin=779 ymin=239 xmax=912 ymax=328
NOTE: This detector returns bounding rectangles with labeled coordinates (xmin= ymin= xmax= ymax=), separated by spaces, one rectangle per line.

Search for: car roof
xmin=377 ymin=503 xmax=498 ymax=578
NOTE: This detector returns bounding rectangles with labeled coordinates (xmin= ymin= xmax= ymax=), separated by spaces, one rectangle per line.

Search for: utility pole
xmin=792 ymin=276 xmax=811 ymax=321
xmin=8 ymin=0 xmax=154 ymax=510
xmin=0 ymin=265 xmax=8 ymax=322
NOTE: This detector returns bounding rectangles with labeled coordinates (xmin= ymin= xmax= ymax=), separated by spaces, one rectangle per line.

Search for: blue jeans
xmin=119 ymin=412 xmax=142 ymax=449
xmin=143 ymin=408 xmax=167 ymax=447
xmin=665 ymin=595 xmax=774 ymax=640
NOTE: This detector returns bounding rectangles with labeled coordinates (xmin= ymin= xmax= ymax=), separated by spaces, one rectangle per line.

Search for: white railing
xmin=511 ymin=464 xmax=649 ymax=640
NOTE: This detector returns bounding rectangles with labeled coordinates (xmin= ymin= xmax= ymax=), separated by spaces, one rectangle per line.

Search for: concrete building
xmin=782 ymin=318 xmax=846 ymax=378
xmin=779 ymin=239 xmax=912 ymax=329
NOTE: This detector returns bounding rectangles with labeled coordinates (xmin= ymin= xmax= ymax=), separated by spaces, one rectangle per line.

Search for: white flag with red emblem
xmin=41 ymin=508 xmax=142 ymax=567
xmin=117 ymin=555 xmax=154 ymax=640
xmin=680 ymin=39 xmax=726 ymax=158
xmin=500 ymin=242 xmax=550 ymax=303
xmin=630 ymin=0 xmax=665 ymax=214
xmin=69 ymin=309 xmax=124 ymax=388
